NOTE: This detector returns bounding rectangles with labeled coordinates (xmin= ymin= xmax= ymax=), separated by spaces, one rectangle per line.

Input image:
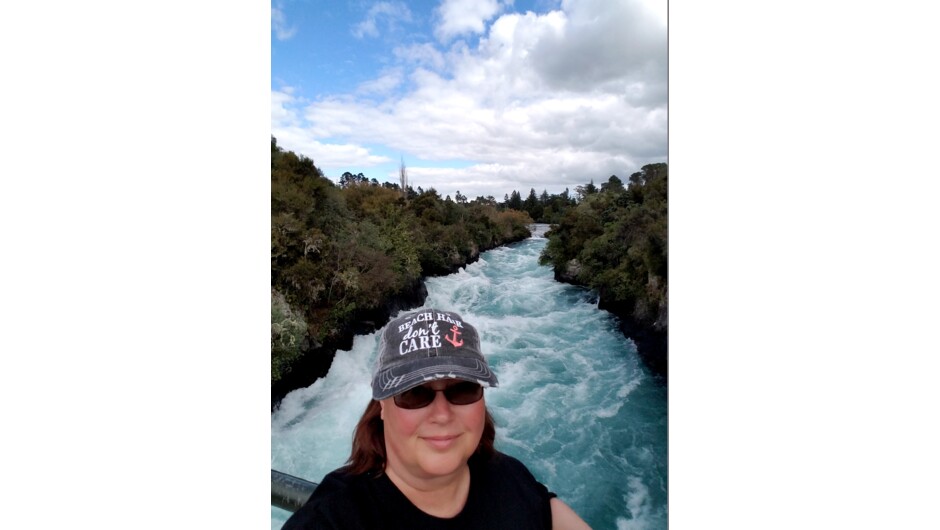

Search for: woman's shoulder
xmin=313 ymin=467 xmax=386 ymax=506
xmin=318 ymin=468 xmax=361 ymax=491
xmin=281 ymin=469 xmax=379 ymax=530
xmin=466 ymin=451 xmax=556 ymax=527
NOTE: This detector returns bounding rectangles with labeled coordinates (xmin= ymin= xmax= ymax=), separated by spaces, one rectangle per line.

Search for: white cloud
xmin=271 ymin=4 xmax=297 ymax=41
xmin=356 ymin=68 xmax=404 ymax=95
xmin=393 ymin=43 xmax=447 ymax=71
xmin=530 ymin=0 xmax=667 ymax=98
xmin=274 ymin=0 xmax=667 ymax=200
xmin=272 ymin=90 xmax=391 ymax=170
xmin=352 ymin=2 xmax=414 ymax=39
xmin=271 ymin=89 xmax=300 ymax=127
xmin=434 ymin=0 xmax=507 ymax=42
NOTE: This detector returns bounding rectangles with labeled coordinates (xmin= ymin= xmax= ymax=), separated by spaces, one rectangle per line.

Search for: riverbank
xmin=597 ymin=298 xmax=667 ymax=382
xmin=554 ymin=253 xmax=669 ymax=382
xmin=550 ymin=269 xmax=668 ymax=383
xmin=271 ymin=232 xmax=532 ymax=411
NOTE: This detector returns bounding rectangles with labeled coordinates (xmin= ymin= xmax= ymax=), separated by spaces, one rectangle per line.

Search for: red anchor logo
xmin=444 ymin=325 xmax=464 ymax=347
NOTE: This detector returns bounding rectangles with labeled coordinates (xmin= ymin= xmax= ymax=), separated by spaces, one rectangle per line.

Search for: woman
xmin=283 ymin=308 xmax=591 ymax=529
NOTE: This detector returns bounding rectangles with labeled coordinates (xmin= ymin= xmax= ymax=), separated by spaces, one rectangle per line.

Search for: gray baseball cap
xmin=371 ymin=308 xmax=499 ymax=400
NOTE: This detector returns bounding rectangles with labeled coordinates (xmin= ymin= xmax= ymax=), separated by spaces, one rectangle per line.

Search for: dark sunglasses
xmin=393 ymin=381 xmax=484 ymax=409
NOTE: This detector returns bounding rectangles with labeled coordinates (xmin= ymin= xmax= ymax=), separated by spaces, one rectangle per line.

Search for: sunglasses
xmin=393 ymin=381 xmax=484 ymax=409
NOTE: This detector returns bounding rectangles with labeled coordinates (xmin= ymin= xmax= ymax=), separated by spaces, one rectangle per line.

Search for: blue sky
xmin=272 ymin=0 xmax=667 ymax=201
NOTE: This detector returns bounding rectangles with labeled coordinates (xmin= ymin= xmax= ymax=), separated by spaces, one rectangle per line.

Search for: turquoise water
xmin=271 ymin=226 xmax=668 ymax=529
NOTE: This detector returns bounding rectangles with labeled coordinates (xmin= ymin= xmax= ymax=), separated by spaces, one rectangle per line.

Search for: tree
xmin=601 ymin=175 xmax=625 ymax=193
xmin=575 ymin=179 xmax=598 ymax=201
xmin=398 ymin=157 xmax=411 ymax=204
xmin=540 ymin=163 xmax=668 ymax=333
xmin=523 ymin=188 xmax=542 ymax=221
xmin=507 ymin=190 xmax=523 ymax=210
xmin=339 ymin=172 xmax=367 ymax=188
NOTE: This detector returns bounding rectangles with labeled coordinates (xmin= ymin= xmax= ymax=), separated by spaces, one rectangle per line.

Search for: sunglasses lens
xmin=445 ymin=382 xmax=484 ymax=405
xmin=394 ymin=386 xmax=435 ymax=409
xmin=392 ymin=382 xmax=484 ymax=409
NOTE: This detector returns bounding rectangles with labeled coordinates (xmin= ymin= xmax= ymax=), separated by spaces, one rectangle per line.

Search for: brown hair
xmin=344 ymin=399 xmax=497 ymax=476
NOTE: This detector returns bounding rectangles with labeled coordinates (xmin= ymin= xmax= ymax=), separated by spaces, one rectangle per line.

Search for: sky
xmin=271 ymin=0 xmax=667 ymax=201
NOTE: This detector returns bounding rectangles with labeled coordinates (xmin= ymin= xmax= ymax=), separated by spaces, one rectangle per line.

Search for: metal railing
xmin=271 ymin=469 xmax=318 ymax=513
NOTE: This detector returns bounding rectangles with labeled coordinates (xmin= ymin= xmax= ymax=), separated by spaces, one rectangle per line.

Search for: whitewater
xmin=271 ymin=225 xmax=668 ymax=529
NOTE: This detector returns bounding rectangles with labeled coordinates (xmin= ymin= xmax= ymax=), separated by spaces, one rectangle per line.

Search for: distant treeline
xmin=272 ymin=137 xmax=533 ymax=390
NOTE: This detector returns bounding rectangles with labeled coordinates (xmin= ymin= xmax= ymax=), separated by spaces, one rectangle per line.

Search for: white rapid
xmin=271 ymin=225 xmax=667 ymax=529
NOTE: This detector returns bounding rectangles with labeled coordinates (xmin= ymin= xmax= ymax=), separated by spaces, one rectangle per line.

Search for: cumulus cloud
xmin=393 ymin=43 xmax=447 ymax=71
xmin=529 ymin=0 xmax=667 ymax=100
xmin=272 ymin=4 xmax=297 ymax=41
xmin=434 ymin=0 xmax=507 ymax=42
xmin=352 ymin=2 xmax=414 ymax=39
xmin=356 ymin=68 xmax=405 ymax=95
xmin=273 ymin=0 xmax=667 ymax=200
xmin=271 ymin=89 xmax=300 ymax=127
xmin=272 ymin=90 xmax=391 ymax=169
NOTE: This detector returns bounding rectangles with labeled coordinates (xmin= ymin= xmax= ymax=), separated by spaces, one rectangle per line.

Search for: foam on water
xmin=271 ymin=226 xmax=667 ymax=529
xmin=270 ymin=332 xmax=379 ymax=485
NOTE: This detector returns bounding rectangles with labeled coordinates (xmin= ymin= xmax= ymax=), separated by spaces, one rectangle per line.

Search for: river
xmin=271 ymin=224 xmax=668 ymax=529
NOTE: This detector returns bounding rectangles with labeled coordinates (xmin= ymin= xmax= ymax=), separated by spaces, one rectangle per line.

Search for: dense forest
xmin=271 ymin=137 xmax=668 ymax=407
xmin=539 ymin=163 xmax=668 ymax=376
xmin=271 ymin=138 xmax=533 ymax=406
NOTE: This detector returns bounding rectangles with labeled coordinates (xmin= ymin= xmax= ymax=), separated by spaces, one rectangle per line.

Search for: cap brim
xmin=372 ymin=355 xmax=499 ymax=400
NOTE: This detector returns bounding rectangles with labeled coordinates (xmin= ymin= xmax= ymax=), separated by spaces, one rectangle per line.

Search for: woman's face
xmin=380 ymin=379 xmax=486 ymax=481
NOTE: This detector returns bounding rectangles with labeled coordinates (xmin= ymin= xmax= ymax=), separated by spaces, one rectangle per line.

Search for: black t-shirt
xmin=282 ymin=452 xmax=556 ymax=529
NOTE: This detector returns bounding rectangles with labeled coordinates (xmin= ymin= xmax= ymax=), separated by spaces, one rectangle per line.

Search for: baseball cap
xmin=371 ymin=308 xmax=499 ymax=400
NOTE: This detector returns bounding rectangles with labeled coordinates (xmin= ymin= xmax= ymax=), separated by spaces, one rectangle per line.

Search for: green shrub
xmin=271 ymin=289 xmax=307 ymax=384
